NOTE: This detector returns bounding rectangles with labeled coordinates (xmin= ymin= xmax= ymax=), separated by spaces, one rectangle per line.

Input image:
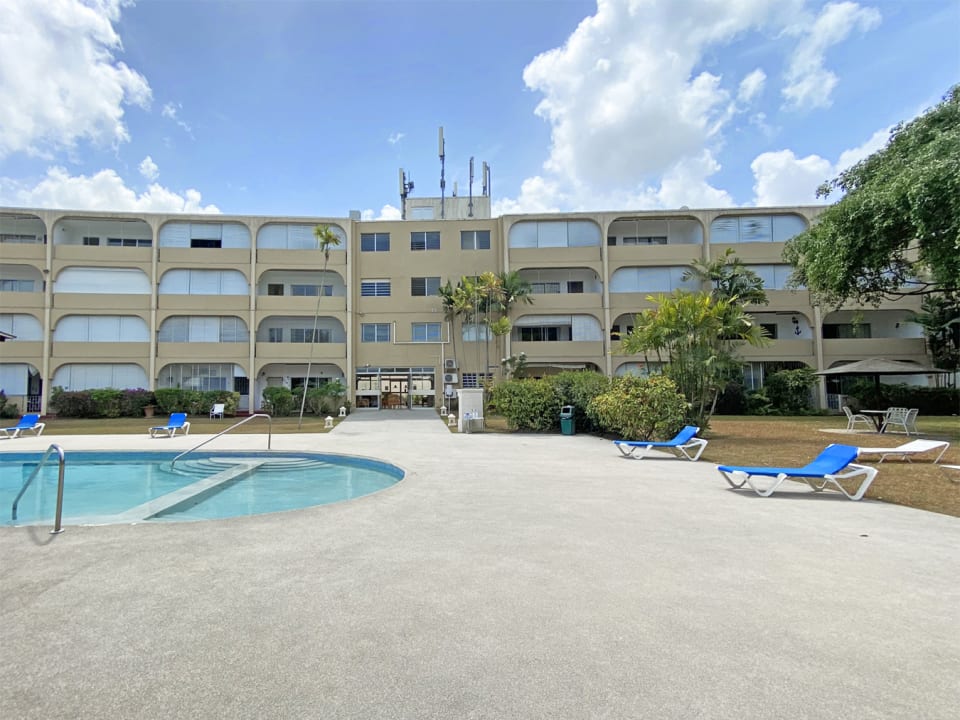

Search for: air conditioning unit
xmin=443 ymin=373 xmax=459 ymax=384
xmin=443 ymin=358 xmax=458 ymax=370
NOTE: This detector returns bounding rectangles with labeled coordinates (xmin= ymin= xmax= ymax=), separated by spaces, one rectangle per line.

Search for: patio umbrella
xmin=815 ymin=357 xmax=950 ymax=393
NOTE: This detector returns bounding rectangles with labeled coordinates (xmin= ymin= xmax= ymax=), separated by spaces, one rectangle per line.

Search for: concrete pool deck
xmin=2 ymin=412 xmax=958 ymax=719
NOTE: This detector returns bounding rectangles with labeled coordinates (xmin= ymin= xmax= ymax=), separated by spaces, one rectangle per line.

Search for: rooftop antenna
xmin=453 ymin=181 xmax=458 ymax=197
xmin=468 ymin=156 xmax=475 ymax=218
xmin=399 ymin=168 xmax=414 ymax=220
xmin=482 ymin=161 xmax=490 ymax=197
xmin=438 ymin=127 xmax=446 ymax=220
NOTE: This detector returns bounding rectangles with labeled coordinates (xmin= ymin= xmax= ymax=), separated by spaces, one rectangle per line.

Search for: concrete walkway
xmin=1 ymin=414 xmax=958 ymax=719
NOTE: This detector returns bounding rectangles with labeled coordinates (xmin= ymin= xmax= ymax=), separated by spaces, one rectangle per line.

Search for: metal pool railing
xmin=12 ymin=443 xmax=66 ymax=534
xmin=170 ymin=413 xmax=273 ymax=470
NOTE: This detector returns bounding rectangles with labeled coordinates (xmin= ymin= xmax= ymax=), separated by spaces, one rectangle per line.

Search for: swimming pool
xmin=1 ymin=451 xmax=404 ymax=526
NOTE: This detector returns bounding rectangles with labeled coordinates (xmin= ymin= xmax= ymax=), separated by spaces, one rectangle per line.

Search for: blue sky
xmin=0 ymin=0 xmax=957 ymax=219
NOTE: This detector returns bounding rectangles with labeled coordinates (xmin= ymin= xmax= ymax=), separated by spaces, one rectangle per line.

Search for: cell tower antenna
xmin=438 ymin=127 xmax=446 ymax=220
xmin=482 ymin=161 xmax=489 ymax=197
xmin=468 ymin=156 xmax=475 ymax=218
xmin=399 ymin=168 xmax=414 ymax=220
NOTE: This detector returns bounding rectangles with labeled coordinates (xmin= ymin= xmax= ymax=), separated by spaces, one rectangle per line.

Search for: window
xmin=268 ymin=327 xmax=283 ymax=343
xmin=460 ymin=230 xmax=490 ymax=250
xmin=290 ymin=328 xmax=331 ymax=343
xmin=0 ymin=234 xmax=40 ymax=244
xmin=361 ymin=323 xmax=391 ymax=342
xmin=82 ymin=236 xmax=100 ymax=246
xmin=107 ymin=237 xmax=151 ymax=247
xmin=411 ymin=231 xmax=440 ymax=251
xmin=607 ymin=236 xmax=617 ymax=246
xmin=531 ymin=282 xmax=561 ymax=294
xmin=461 ymin=373 xmax=493 ymax=389
xmin=361 ymin=279 xmax=391 ymax=297
xmin=291 ymin=284 xmax=333 ymax=297
xmin=411 ymin=323 xmax=441 ymax=342
xmin=823 ymin=323 xmax=872 ymax=339
xmin=191 ymin=238 xmax=222 ymax=249
xmin=411 ymin=277 xmax=441 ymax=296
xmin=0 ymin=279 xmax=35 ymax=292
xmin=567 ymin=281 xmax=584 ymax=294
xmin=361 ymin=233 xmax=390 ymax=252
xmin=157 ymin=316 xmax=247 ymax=343
xmin=518 ymin=326 xmax=568 ymax=342
xmin=610 ymin=324 xmax=633 ymax=341
xmin=760 ymin=323 xmax=779 ymax=339
xmin=267 ymin=283 xmax=284 ymax=296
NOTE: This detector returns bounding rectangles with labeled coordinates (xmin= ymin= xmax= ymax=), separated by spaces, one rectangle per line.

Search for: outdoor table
xmin=860 ymin=409 xmax=888 ymax=432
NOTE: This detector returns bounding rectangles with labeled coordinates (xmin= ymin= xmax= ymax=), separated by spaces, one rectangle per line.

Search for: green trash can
xmin=560 ymin=405 xmax=575 ymax=435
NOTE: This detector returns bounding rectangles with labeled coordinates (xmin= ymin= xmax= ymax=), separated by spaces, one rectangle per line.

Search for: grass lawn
xmin=21 ymin=414 xmax=336 ymax=436
xmin=484 ymin=414 xmax=960 ymax=518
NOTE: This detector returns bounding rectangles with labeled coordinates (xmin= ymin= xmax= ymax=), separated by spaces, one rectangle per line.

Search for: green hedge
xmin=587 ymin=374 xmax=687 ymax=440
xmin=845 ymin=381 xmax=960 ymax=415
xmin=50 ymin=387 xmax=159 ymax=418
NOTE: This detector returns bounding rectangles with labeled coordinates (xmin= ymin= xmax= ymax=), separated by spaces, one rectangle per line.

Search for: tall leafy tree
xmin=783 ymin=85 xmax=960 ymax=306
xmin=619 ymin=291 xmax=770 ymax=427
xmin=298 ymin=224 xmax=342 ymax=428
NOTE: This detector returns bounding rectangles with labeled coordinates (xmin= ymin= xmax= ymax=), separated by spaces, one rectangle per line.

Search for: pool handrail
xmin=171 ymin=413 xmax=273 ymax=470
xmin=12 ymin=443 xmax=66 ymax=534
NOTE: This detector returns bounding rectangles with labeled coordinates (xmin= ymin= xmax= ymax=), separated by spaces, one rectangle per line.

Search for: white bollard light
xmin=447 ymin=413 xmax=456 ymax=427
xmin=338 ymin=406 xmax=347 ymax=417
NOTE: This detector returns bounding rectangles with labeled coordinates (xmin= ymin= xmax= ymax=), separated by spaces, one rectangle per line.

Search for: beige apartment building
xmin=0 ymin=200 xmax=930 ymax=415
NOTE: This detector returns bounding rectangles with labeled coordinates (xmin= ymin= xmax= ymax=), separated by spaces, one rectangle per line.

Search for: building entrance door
xmin=380 ymin=374 xmax=409 ymax=409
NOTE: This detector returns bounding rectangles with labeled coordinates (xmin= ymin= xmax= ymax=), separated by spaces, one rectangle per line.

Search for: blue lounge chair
xmin=716 ymin=443 xmax=878 ymax=500
xmin=149 ymin=412 xmax=191 ymax=438
xmin=1 ymin=413 xmax=46 ymax=439
xmin=613 ymin=425 xmax=708 ymax=461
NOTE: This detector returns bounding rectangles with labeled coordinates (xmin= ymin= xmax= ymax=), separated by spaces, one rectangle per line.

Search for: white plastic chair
xmin=209 ymin=403 xmax=225 ymax=419
xmin=880 ymin=407 xmax=914 ymax=435
xmin=842 ymin=406 xmax=872 ymax=432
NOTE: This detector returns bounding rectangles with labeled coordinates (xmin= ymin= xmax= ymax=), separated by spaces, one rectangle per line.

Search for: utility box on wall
xmin=456 ymin=388 xmax=484 ymax=433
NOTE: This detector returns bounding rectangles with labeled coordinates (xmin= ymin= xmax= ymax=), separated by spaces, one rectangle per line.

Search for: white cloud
xmin=161 ymin=102 xmax=193 ymax=136
xmin=500 ymin=0 xmax=807 ymax=213
xmin=737 ymin=69 xmax=767 ymax=104
xmin=750 ymin=124 xmax=891 ymax=205
xmin=138 ymin=155 xmax=159 ymax=181
xmin=361 ymin=204 xmax=401 ymax=221
xmin=781 ymin=2 xmax=881 ymax=111
xmin=0 ymin=0 xmax=151 ymax=158
xmin=387 ymin=132 xmax=405 ymax=145
xmin=0 ymin=166 xmax=220 ymax=213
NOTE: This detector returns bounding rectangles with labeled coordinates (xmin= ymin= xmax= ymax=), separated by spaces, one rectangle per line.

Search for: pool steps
xmin=113 ymin=461 xmax=265 ymax=522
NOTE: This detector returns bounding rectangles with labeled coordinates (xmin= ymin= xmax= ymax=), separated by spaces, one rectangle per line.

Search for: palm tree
xmin=683 ymin=248 xmax=768 ymax=306
xmin=494 ymin=270 xmax=533 ymax=375
xmin=298 ymin=224 xmax=342 ymax=428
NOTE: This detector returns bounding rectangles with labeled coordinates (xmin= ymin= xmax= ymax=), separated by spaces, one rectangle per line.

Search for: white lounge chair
xmin=614 ymin=425 xmax=708 ymax=461
xmin=1 ymin=413 xmax=46 ymax=439
xmin=717 ymin=444 xmax=878 ymax=500
xmin=842 ymin=406 xmax=873 ymax=432
xmin=209 ymin=403 xmax=225 ymax=419
xmin=857 ymin=439 xmax=949 ymax=464
xmin=149 ymin=412 xmax=191 ymax=438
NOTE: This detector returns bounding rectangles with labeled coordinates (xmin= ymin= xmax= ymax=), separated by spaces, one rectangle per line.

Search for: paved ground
xmin=1 ymin=412 xmax=958 ymax=719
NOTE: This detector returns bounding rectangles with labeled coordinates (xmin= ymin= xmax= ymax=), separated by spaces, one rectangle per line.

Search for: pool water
xmin=1 ymin=451 xmax=403 ymax=526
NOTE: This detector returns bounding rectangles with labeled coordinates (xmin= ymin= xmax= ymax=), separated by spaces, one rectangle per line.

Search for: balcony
xmin=54 ymin=293 xmax=151 ymax=311
xmin=0 ymin=291 xmax=44 ymax=310
xmin=525 ymin=293 xmax=603 ymax=312
xmin=255 ymin=342 xmax=347 ymax=361
xmin=710 ymin=242 xmax=785 ymax=263
xmin=0 ymin=243 xmax=45 ymax=261
xmin=756 ymin=289 xmax=811 ymax=311
xmin=54 ymin=245 xmax=151 ymax=265
xmin=511 ymin=340 xmax=605 ymax=362
xmin=737 ymin=339 xmax=816 ymax=360
xmin=52 ymin=342 xmax=150 ymax=359
xmin=509 ymin=247 xmax=602 ymax=267
xmin=158 ymin=294 xmax=249 ymax=312
xmin=822 ymin=337 xmax=927 ymax=360
xmin=0 ymin=340 xmax=43 ymax=361
xmin=159 ymin=248 xmax=251 ymax=266
xmin=158 ymin=342 xmax=250 ymax=360
xmin=256 ymin=249 xmax=347 ymax=268
xmin=608 ymin=244 xmax=703 ymax=264
xmin=255 ymin=295 xmax=346 ymax=313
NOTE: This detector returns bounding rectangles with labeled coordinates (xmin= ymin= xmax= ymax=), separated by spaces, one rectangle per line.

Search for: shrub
xmin=489 ymin=379 xmax=561 ymax=431
xmin=764 ymin=367 xmax=816 ymax=414
xmin=262 ymin=386 xmax=295 ymax=416
xmin=0 ymin=390 xmax=20 ymax=418
xmin=154 ymin=388 xmax=184 ymax=414
xmin=587 ymin=374 xmax=687 ymax=440
xmin=49 ymin=390 xmax=97 ymax=418
xmin=548 ymin=371 xmax=611 ymax=433
xmin=90 ymin=388 xmax=123 ymax=418
xmin=119 ymin=388 xmax=156 ymax=417
xmin=714 ymin=381 xmax=748 ymax=415
xmin=845 ymin=380 xmax=960 ymax=415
